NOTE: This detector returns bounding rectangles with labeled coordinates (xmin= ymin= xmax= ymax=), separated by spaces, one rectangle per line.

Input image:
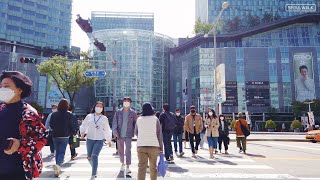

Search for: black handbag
xmin=239 ymin=119 xmax=250 ymax=137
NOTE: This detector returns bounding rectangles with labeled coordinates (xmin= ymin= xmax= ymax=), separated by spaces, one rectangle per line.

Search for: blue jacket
xmin=112 ymin=108 xmax=137 ymax=138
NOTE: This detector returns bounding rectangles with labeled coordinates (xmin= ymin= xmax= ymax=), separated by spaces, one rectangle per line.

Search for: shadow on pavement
xmin=167 ymin=162 xmax=189 ymax=173
xmin=244 ymin=153 xmax=266 ymax=158
xmin=116 ymin=171 xmax=132 ymax=179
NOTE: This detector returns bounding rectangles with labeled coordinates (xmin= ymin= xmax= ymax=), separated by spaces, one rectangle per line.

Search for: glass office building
xmin=91 ymin=29 xmax=174 ymax=112
xmin=91 ymin=11 xmax=154 ymax=31
xmin=0 ymin=0 xmax=72 ymax=49
xmin=196 ymin=0 xmax=319 ymax=23
xmin=170 ymin=13 xmax=320 ymax=114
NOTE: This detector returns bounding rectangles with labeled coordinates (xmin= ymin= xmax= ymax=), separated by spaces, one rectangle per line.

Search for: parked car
xmin=306 ymin=130 xmax=320 ymax=143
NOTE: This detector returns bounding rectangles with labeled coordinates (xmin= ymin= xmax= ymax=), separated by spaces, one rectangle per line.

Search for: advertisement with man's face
xmin=293 ymin=52 xmax=315 ymax=102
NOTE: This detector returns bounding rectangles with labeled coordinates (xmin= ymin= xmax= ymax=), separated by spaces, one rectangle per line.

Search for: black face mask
xmin=190 ymin=110 xmax=196 ymax=113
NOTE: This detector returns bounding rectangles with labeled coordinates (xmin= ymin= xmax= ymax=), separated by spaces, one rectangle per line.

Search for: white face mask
xmin=0 ymin=88 xmax=15 ymax=103
xmin=95 ymin=107 xmax=103 ymax=114
xmin=208 ymin=112 xmax=213 ymax=116
xmin=220 ymin=117 xmax=224 ymax=120
xmin=123 ymin=102 xmax=130 ymax=108
xmin=52 ymin=109 xmax=57 ymax=113
xmin=176 ymin=113 xmax=180 ymax=116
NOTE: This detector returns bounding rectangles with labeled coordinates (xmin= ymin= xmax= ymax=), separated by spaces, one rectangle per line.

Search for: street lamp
xmin=184 ymin=100 xmax=187 ymax=116
xmin=244 ymin=100 xmax=249 ymax=112
xmin=304 ymin=101 xmax=314 ymax=113
xmin=204 ymin=1 xmax=229 ymax=112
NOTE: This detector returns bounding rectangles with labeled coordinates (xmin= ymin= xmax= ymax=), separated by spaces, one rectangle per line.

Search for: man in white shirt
xmin=295 ymin=65 xmax=315 ymax=101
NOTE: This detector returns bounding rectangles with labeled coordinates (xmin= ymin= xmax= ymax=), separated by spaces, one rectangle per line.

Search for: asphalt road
xmin=37 ymin=139 xmax=320 ymax=180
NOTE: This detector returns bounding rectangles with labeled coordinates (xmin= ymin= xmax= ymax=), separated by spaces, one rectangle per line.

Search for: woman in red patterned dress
xmin=0 ymin=71 xmax=48 ymax=180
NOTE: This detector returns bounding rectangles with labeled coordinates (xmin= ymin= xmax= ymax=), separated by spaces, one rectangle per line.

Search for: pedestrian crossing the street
xmin=38 ymin=141 xmax=297 ymax=179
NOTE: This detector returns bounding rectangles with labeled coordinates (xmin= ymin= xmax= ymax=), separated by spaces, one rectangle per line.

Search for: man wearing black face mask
xmin=184 ymin=105 xmax=203 ymax=158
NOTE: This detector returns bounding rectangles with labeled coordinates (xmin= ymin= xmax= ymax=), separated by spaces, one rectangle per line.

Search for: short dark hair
xmin=123 ymin=97 xmax=132 ymax=102
xmin=190 ymin=105 xmax=196 ymax=110
xmin=58 ymin=99 xmax=69 ymax=111
xmin=0 ymin=71 xmax=32 ymax=99
xmin=52 ymin=104 xmax=58 ymax=108
xmin=91 ymin=101 xmax=105 ymax=115
xmin=175 ymin=108 xmax=180 ymax=112
xmin=155 ymin=111 xmax=161 ymax=119
xmin=163 ymin=103 xmax=170 ymax=111
xmin=299 ymin=65 xmax=308 ymax=72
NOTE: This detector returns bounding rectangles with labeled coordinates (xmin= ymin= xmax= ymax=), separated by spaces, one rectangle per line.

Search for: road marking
xmin=70 ymin=157 xmax=254 ymax=163
xmin=42 ymin=165 xmax=272 ymax=172
xmin=298 ymin=178 xmax=320 ymax=180
xmin=170 ymin=173 xmax=296 ymax=179
xmin=269 ymin=142 xmax=320 ymax=151
xmin=252 ymin=157 xmax=320 ymax=161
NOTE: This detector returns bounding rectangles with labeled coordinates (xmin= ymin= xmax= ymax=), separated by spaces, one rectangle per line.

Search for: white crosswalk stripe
xmin=38 ymin=141 xmax=297 ymax=179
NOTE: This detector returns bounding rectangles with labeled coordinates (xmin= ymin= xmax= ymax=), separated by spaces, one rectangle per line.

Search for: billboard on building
xmin=216 ymin=64 xmax=226 ymax=103
xmin=293 ymin=52 xmax=315 ymax=102
xmin=46 ymin=76 xmax=63 ymax=108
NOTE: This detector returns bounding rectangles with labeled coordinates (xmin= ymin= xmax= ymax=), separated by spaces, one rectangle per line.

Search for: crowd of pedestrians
xmin=0 ymin=70 xmax=251 ymax=180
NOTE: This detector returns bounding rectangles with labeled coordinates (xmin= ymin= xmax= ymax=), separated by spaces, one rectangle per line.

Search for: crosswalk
xmin=38 ymin=141 xmax=298 ymax=179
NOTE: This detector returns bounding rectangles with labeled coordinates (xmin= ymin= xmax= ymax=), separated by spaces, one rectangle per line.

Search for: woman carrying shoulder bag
xmin=80 ymin=101 xmax=112 ymax=180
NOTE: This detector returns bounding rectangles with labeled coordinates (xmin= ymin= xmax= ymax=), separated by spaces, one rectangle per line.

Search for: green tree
xmin=37 ymin=55 xmax=96 ymax=108
xmin=194 ymin=18 xmax=213 ymax=35
xmin=246 ymin=14 xmax=261 ymax=28
xmin=292 ymin=101 xmax=307 ymax=118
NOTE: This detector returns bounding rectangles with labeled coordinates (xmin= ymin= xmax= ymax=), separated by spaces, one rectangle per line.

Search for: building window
xmin=8 ymin=5 xmax=20 ymax=12
xmin=21 ymin=28 xmax=34 ymax=35
xmin=24 ymin=0 xmax=35 ymax=6
xmin=7 ymin=25 xmax=19 ymax=31
xmin=22 ymin=19 xmax=33 ymax=25
xmin=8 ymin=15 xmax=21 ymax=22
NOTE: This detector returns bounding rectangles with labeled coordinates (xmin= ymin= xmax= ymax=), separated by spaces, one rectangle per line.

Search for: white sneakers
xmin=120 ymin=164 xmax=126 ymax=171
xmin=53 ymin=164 xmax=61 ymax=177
xmin=120 ymin=164 xmax=132 ymax=174
xmin=126 ymin=167 xmax=132 ymax=174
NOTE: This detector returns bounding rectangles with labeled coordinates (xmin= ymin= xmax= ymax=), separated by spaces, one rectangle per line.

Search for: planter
xmin=293 ymin=128 xmax=300 ymax=132
xmin=267 ymin=129 xmax=275 ymax=132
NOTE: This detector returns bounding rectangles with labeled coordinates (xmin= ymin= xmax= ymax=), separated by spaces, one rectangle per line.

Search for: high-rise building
xmin=91 ymin=11 xmax=154 ymax=31
xmin=170 ymin=13 xmax=320 ymax=116
xmin=0 ymin=0 xmax=72 ymax=49
xmin=196 ymin=0 xmax=319 ymax=23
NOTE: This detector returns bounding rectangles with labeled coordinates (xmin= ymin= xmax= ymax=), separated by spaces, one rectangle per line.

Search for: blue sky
xmin=71 ymin=0 xmax=195 ymax=51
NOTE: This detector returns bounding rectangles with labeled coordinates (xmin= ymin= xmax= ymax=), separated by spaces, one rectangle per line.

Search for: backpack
xmin=239 ymin=119 xmax=250 ymax=137
xmin=163 ymin=112 xmax=177 ymax=131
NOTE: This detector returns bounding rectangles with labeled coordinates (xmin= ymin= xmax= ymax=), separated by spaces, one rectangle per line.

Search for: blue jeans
xmin=86 ymin=139 xmax=104 ymax=176
xmin=207 ymin=137 xmax=218 ymax=149
xmin=163 ymin=130 xmax=174 ymax=159
xmin=53 ymin=137 xmax=69 ymax=165
xmin=200 ymin=132 xmax=205 ymax=147
xmin=173 ymin=132 xmax=183 ymax=153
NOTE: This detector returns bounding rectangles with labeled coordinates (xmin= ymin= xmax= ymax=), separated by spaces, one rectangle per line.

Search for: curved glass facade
xmin=91 ymin=29 xmax=175 ymax=112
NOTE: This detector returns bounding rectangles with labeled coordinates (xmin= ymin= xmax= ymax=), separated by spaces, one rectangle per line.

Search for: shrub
xmin=265 ymin=119 xmax=277 ymax=129
xmin=291 ymin=119 xmax=302 ymax=129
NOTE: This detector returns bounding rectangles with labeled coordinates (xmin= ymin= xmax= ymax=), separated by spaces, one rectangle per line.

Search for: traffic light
xmin=94 ymin=40 xmax=106 ymax=51
xmin=20 ymin=57 xmax=37 ymax=64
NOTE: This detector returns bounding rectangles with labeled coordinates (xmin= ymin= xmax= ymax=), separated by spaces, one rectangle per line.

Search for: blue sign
xmin=84 ymin=71 xmax=106 ymax=77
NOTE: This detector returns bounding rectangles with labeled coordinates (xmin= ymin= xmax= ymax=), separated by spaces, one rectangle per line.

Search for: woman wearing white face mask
xmin=205 ymin=109 xmax=220 ymax=159
xmin=0 ymin=71 xmax=48 ymax=180
xmin=80 ymin=101 xmax=112 ymax=179
xmin=218 ymin=115 xmax=230 ymax=154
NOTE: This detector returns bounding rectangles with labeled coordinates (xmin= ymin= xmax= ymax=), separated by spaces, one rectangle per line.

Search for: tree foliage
xmin=29 ymin=101 xmax=44 ymax=113
xmin=194 ymin=18 xmax=213 ymax=35
xmin=262 ymin=12 xmax=274 ymax=23
xmin=37 ymin=55 xmax=96 ymax=107
xmin=292 ymin=99 xmax=320 ymax=118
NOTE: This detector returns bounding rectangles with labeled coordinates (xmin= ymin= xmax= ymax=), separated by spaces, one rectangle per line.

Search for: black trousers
xmin=0 ymin=169 xmax=25 ymax=180
xmin=189 ymin=127 xmax=201 ymax=154
xmin=69 ymin=136 xmax=77 ymax=156
xmin=218 ymin=134 xmax=229 ymax=151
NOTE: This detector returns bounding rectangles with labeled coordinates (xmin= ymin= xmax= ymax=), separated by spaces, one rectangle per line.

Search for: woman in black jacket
xmin=218 ymin=115 xmax=230 ymax=154
xmin=50 ymin=98 xmax=75 ymax=177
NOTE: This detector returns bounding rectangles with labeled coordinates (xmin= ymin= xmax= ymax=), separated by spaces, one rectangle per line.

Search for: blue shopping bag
xmin=157 ymin=152 xmax=168 ymax=177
